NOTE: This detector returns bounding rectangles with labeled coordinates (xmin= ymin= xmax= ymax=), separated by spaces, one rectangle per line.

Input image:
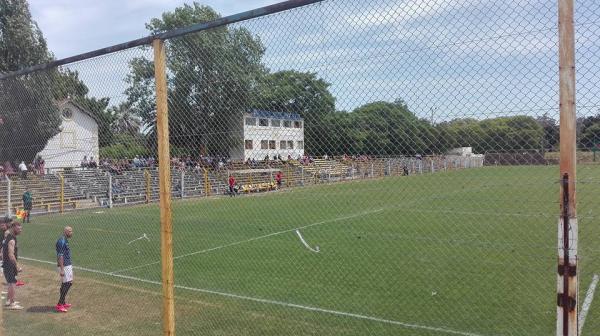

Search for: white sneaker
xmin=5 ymin=303 xmax=23 ymax=310
xmin=5 ymin=301 xmax=19 ymax=306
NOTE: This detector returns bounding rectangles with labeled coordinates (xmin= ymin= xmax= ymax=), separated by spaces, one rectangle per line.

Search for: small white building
xmin=37 ymin=100 xmax=99 ymax=170
xmin=230 ymin=109 xmax=305 ymax=161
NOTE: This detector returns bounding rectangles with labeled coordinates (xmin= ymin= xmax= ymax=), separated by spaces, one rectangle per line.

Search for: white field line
xmin=579 ymin=274 xmax=599 ymax=335
xmin=21 ymin=256 xmax=486 ymax=336
xmin=295 ymin=229 xmax=320 ymax=253
xmin=110 ymin=208 xmax=384 ymax=275
xmin=110 ymin=181 xmax=494 ymax=275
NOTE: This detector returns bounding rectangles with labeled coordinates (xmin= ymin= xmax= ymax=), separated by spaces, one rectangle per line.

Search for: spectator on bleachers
xmin=89 ymin=157 xmax=97 ymax=169
xmin=4 ymin=161 xmax=15 ymax=176
xmin=133 ymin=156 xmax=141 ymax=168
xmin=18 ymin=161 xmax=28 ymax=179
xmin=34 ymin=156 xmax=45 ymax=175
xmin=0 ymin=164 xmax=4 ymax=178
xmin=81 ymin=156 xmax=89 ymax=168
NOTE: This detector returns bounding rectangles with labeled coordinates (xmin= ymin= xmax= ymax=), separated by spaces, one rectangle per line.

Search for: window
xmin=62 ymin=108 xmax=73 ymax=120
xmin=261 ymin=140 xmax=268 ymax=149
xmin=287 ymin=141 xmax=294 ymax=149
xmin=61 ymin=132 xmax=76 ymax=148
xmin=245 ymin=140 xmax=253 ymax=149
xmin=259 ymin=118 xmax=269 ymax=127
xmin=271 ymin=119 xmax=281 ymax=127
xmin=269 ymin=140 xmax=276 ymax=149
xmin=283 ymin=120 xmax=292 ymax=128
xmin=297 ymin=141 xmax=304 ymax=149
xmin=294 ymin=121 xmax=302 ymax=128
xmin=245 ymin=117 xmax=256 ymax=126
xmin=280 ymin=141 xmax=287 ymax=149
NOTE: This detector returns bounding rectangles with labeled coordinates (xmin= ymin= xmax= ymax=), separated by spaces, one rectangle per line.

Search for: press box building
xmin=230 ymin=109 xmax=305 ymax=161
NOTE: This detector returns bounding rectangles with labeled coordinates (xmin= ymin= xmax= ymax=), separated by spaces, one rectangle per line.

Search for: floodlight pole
xmin=154 ymin=38 xmax=175 ymax=336
xmin=557 ymin=0 xmax=578 ymax=335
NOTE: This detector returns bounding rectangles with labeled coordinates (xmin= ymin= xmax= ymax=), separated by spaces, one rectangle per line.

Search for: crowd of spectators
xmin=0 ymin=156 xmax=45 ymax=179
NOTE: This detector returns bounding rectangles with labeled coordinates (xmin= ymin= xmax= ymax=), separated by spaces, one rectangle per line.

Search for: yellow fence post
xmin=145 ymin=170 xmax=151 ymax=203
xmin=203 ymin=168 xmax=210 ymax=196
xmin=153 ymin=38 xmax=175 ymax=336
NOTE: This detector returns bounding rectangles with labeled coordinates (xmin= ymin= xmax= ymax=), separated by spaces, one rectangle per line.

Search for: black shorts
xmin=3 ymin=263 xmax=17 ymax=284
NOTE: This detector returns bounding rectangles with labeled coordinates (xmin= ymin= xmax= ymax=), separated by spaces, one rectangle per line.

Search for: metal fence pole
xmin=557 ymin=0 xmax=578 ymax=334
xmin=6 ymin=176 xmax=11 ymax=217
xmin=59 ymin=174 xmax=64 ymax=214
xmin=153 ymin=38 xmax=175 ymax=336
xmin=181 ymin=171 xmax=185 ymax=199
xmin=108 ymin=174 xmax=113 ymax=209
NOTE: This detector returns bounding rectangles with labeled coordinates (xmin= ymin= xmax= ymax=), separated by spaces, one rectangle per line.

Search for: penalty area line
xmin=579 ymin=274 xmax=599 ymax=335
xmin=109 ymin=207 xmax=384 ymax=275
xmin=21 ymin=256 xmax=486 ymax=336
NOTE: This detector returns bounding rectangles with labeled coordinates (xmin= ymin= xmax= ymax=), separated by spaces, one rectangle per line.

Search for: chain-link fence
xmin=1 ymin=0 xmax=600 ymax=335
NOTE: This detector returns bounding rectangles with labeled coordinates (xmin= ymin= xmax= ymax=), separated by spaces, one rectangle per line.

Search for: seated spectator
xmin=4 ymin=161 xmax=15 ymax=176
xmin=81 ymin=156 xmax=89 ymax=168
xmin=89 ymin=157 xmax=97 ymax=169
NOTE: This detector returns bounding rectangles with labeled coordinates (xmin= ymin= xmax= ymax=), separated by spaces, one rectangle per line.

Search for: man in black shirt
xmin=3 ymin=221 xmax=23 ymax=310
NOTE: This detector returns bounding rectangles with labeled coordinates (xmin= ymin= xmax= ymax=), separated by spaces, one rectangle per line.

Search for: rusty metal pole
xmin=153 ymin=38 xmax=175 ymax=336
xmin=557 ymin=0 xmax=578 ymax=335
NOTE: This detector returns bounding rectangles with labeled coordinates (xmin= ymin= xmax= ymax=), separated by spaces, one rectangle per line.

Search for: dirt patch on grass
xmin=2 ymin=263 xmax=165 ymax=336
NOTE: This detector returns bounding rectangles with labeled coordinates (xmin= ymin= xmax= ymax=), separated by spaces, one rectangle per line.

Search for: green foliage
xmin=126 ymin=2 xmax=265 ymax=156
xmin=0 ymin=0 xmax=61 ymax=163
xmin=436 ymin=116 xmax=544 ymax=153
xmin=99 ymin=134 xmax=150 ymax=159
xmin=577 ymin=113 xmax=600 ymax=150
xmin=252 ymin=70 xmax=336 ymax=155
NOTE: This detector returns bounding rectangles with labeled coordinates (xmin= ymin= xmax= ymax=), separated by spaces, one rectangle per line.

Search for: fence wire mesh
xmin=1 ymin=0 xmax=600 ymax=335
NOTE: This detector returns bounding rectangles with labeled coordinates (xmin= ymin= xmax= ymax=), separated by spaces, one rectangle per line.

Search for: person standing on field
xmin=22 ymin=190 xmax=32 ymax=223
xmin=56 ymin=226 xmax=74 ymax=313
xmin=3 ymin=222 xmax=23 ymax=310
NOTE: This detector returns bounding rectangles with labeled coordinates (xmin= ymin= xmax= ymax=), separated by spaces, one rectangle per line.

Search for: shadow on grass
xmin=26 ymin=306 xmax=56 ymax=313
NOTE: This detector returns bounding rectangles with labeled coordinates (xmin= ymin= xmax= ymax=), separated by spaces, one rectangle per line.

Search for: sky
xmin=25 ymin=0 xmax=600 ymax=120
xmin=29 ymin=0 xmax=282 ymax=59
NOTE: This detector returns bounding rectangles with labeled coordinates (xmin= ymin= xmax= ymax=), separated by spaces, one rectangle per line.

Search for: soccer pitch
xmin=6 ymin=166 xmax=600 ymax=336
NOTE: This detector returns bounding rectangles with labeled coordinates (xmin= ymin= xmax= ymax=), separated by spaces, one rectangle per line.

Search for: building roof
xmin=248 ymin=109 xmax=303 ymax=121
xmin=59 ymin=99 xmax=100 ymax=123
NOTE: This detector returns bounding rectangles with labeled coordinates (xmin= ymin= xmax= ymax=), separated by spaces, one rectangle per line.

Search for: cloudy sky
xmin=29 ymin=0 xmax=282 ymax=59
xmin=25 ymin=0 xmax=600 ymax=119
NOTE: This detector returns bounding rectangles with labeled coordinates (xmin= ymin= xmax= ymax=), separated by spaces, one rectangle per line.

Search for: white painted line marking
xmin=579 ymin=274 xmax=599 ymax=335
xmin=127 ymin=233 xmax=150 ymax=245
xmin=110 ymin=208 xmax=383 ymax=275
xmin=21 ymin=256 xmax=486 ymax=336
xmin=295 ymin=229 xmax=320 ymax=253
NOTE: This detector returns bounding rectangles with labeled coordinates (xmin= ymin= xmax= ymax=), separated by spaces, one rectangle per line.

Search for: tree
xmin=536 ymin=113 xmax=559 ymax=152
xmin=252 ymin=70 xmax=336 ymax=155
xmin=0 ymin=0 xmax=60 ymax=163
xmin=577 ymin=112 xmax=600 ymax=150
xmin=347 ymin=101 xmax=435 ymax=156
xmin=437 ymin=116 xmax=543 ymax=154
xmin=126 ymin=3 xmax=265 ymax=156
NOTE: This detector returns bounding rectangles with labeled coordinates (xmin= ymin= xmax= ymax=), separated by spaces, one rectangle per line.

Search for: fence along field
xmin=1 ymin=0 xmax=599 ymax=335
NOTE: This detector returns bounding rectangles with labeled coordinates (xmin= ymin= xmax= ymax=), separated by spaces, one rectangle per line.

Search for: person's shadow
xmin=26 ymin=306 xmax=55 ymax=313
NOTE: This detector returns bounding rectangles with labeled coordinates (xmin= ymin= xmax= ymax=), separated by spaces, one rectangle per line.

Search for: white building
xmin=37 ymin=100 xmax=99 ymax=170
xmin=230 ymin=109 xmax=305 ymax=161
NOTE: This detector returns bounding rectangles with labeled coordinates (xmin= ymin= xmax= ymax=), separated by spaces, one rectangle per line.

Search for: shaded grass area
xmin=4 ymin=165 xmax=600 ymax=335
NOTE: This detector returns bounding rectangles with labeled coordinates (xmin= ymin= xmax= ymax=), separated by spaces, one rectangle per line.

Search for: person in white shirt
xmin=18 ymin=161 xmax=27 ymax=179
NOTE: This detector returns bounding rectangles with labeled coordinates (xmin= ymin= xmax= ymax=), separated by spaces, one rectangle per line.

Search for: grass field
xmin=4 ymin=165 xmax=600 ymax=335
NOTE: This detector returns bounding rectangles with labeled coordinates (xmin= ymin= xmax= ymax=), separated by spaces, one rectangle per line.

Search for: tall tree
xmin=252 ymin=70 xmax=336 ymax=155
xmin=0 ymin=0 xmax=61 ymax=163
xmin=126 ymin=3 xmax=265 ymax=156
